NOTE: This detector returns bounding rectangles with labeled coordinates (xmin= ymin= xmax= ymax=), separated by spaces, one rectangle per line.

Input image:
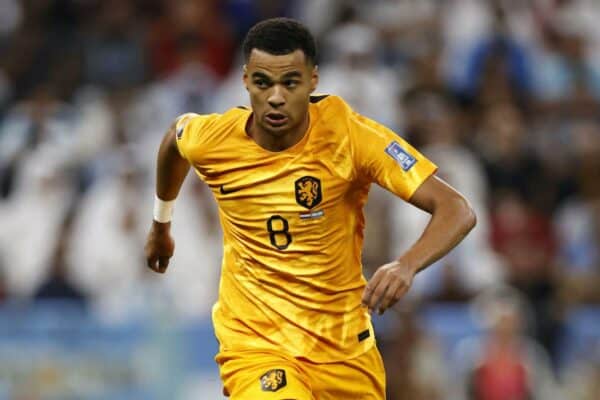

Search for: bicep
xmin=407 ymin=175 xmax=465 ymax=214
xmin=159 ymin=121 xmax=186 ymax=163
xmin=155 ymin=120 xmax=192 ymax=200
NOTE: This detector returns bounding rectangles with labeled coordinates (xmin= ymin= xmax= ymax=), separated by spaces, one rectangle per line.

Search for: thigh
xmin=218 ymin=350 xmax=315 ymax=400
xmin=304 ymin=346 xmax=386 ymax=400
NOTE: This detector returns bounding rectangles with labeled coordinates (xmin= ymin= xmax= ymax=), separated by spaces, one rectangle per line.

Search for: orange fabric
xmin=176 ymin=95 xmax=437 ymax=362
xmin=219 ymin=346 xmax=385 ymax=399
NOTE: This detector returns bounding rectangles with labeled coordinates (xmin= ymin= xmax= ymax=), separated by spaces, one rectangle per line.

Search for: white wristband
xmin=153 ymin=195 xmax=175 ymax=223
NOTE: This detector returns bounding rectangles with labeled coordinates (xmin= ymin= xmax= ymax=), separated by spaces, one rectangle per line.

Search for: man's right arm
xmin=144 ymin=120 xmax=191 ymax=273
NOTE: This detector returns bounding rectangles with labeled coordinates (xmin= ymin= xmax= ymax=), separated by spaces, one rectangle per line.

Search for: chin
xmin=265 ymin=126 xmax=291 ymax=136
xmin=261 ymin=122 xmax=292 ymax=135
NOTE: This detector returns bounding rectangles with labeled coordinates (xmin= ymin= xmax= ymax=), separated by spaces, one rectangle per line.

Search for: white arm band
xmin=153 ymin=195 xmax=175 ymax=223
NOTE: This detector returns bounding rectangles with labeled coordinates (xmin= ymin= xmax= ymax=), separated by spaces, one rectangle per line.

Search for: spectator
xmin=474 ymin=101 xmax=557 ymax=212
xmin=379 ymin=303 xmax=448 ymax=400
xmin=563 ymin=342 xmax=600 ymax=400
xmin=554 ymin=119 xmax=600 ymax=304
xmin=82 ymin=0 xmax=146 ymax=90
xmin=454 ymin=286 xmax=562 ymax=400
xmin=490 ymin=190 xmax=563 ymax=364
xmin=319 ymin=16 xmax=401 ymax=129
xmin=443 ymin=0 xmax=536 ymax=106
xmin=147 ymin=0 xmax=235 ymax=80
xmin=68 ymin=153 xmax=221 ymax=321
xmin=33 ymin=221 xmax=87 ymax=307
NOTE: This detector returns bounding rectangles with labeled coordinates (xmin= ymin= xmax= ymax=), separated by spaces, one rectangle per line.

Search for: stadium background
xmin=0 ymin=0 xmax=599 ymax=399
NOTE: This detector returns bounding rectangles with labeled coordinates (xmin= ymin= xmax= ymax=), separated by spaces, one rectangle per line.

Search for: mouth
xmin=265 ymin=112 xmax=288 ymax=127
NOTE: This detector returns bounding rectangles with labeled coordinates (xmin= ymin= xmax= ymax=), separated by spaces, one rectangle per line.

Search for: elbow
xmin=460 ymin=197 xmax=477 ymax=235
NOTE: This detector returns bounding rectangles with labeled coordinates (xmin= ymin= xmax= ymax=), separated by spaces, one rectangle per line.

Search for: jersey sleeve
xmin=174 ymin=113 xmax=213 ymax=162
xmin=349 ymin=113 xmax=438 ymax=200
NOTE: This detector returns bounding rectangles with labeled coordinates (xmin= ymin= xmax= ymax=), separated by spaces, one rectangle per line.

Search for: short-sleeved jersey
xmin=175 ymin=95 xmax=437 ymax=362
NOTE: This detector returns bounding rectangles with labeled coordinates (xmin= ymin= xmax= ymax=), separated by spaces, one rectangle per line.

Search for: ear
xmin=242 ymin=65 xmax=249 ymax=91
xmin=310 ymin=65 xmax=319 ymax=93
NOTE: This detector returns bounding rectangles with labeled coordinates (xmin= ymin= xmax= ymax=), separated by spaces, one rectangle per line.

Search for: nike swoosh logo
xmin=220 ymin=185 xmax=240 ymax=194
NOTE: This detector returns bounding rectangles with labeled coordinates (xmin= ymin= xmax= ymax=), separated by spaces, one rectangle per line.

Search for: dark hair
xmin=242 ymin=18 xmax=317 ymax=65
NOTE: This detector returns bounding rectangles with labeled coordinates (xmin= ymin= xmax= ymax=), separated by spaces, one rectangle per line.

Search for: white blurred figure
xmin=528 ymin=0 xmax=600 ymax=103
xmin=318 ymin=20 xmax=401 ymax=129
xmin=162 ymin=178 xmax=222 ymax=320
xmin=0 ymin=84 xmax=80 ymax=297
xmin=359 ymin=0 xmax=440 ymax=66
xmin=535 ymin=0 xmax=600 ymax=51
xmin=0 ymin=82 xmax=129 ymax=298
xmin=0 ymin=158 xmax=75 ymax=297
xmin=129 ymin=47 xmax=220 ymax=172
xmin=291 ymin=0 xmax=346 ymax=39
xmin=71 ymin=87 xmax=118 ymax=164
xmin=68 ymin=151 xmax=221 ymax=322
xmin=67 ymin=154 xmax=148 ymax=321
xmin=212 ymin=57 xmax=250 ymax=114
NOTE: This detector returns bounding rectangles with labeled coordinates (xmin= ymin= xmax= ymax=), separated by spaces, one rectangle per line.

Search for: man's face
xmin=244 ymin=49 xmax=318 ymax=137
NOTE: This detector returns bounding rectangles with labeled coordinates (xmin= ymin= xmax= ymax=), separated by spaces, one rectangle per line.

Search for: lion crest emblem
xmin=295 ymin=176 xmax=322 ymax=209
xmin=260 ymin=369 xmax=287 ymax=392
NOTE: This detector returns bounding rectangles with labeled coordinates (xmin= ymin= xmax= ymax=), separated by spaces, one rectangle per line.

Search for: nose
xmin=267 ymin=85 xmax=285 ymax=108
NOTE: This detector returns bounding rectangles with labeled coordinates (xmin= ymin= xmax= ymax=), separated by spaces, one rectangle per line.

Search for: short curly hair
xmin=242 ymin=18 xmax=317 ymax=65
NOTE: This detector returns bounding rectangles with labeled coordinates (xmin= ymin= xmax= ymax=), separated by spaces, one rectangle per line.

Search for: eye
xmin=254 ymin=79 xmax=270 ymax=89
xmin=284 ymin=80 xmax=299 ymax=88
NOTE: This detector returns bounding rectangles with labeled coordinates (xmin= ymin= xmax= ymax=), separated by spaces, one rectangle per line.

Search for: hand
xmin=361 ymin=261 xmax=416 ymax=315
xmin=144 ymin=221 xmax=175 ymax=273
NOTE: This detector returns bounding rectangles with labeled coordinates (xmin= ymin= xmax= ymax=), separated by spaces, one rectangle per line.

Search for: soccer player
xmin=145 ymin=18 xmax=476 ymax=400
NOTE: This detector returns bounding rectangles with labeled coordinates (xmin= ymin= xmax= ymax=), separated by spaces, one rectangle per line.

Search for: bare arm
xmin=156 ymin=121 xmax=191 ymax=200
xmin=144 ymin=120 xmax=191 ymax=273
xmin=362 ymin=175 xmax=476 ymax=313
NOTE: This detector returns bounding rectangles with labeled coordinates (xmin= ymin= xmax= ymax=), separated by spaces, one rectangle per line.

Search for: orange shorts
xmin=217 ymin=345 xmax=386 ymax=400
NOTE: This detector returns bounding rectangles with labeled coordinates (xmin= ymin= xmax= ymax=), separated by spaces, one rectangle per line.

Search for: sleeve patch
xmin=385 ymin=141 xmax=417 ymax=171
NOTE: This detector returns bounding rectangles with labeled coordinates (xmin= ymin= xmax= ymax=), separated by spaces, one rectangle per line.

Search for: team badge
xmin=385 ymin=141 xmax=417 ymax=171
xmin=295 ymin=176 xmax=322 ymax=209
xmin=260 ymin=369 xmax=287 ymax=392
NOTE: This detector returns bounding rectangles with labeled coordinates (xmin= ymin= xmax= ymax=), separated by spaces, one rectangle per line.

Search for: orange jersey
xmin=175 ymin=95 xmax=437 ymax=362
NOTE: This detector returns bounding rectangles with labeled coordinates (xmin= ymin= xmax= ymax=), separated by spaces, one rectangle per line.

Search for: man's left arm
xmin=361 ymin=175 xmax=476 ymax=314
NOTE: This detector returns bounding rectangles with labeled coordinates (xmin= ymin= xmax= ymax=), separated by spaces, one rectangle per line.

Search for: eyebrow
xmin=251 ymin=71 xmax=302 ymax=80
xmin=281 ymin=71 xmax=302 ymax=79
xmin=251 ymin=72 xmax=271 ymax=80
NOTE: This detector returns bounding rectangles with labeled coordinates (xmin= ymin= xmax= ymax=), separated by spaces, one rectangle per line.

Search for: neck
xmin=248 ymin=113 xmax=310 ymax=152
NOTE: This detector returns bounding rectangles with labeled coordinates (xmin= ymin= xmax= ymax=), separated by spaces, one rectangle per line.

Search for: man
xmin=145 ymin=18 xmax=476 ymax=400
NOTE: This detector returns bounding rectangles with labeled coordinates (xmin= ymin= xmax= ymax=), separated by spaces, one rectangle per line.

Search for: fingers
xmin=146 ymin=256 xmax=160 ymax=273
xmin=361 ymin=269 xmax=384 ymax=310
xmin=362 ymin=266 xmax=412 ymax=315
xmin=158 ymin=256 xmax=170 ymax=273
xmin=144 ymin=229 xmax=174 ymax=274
xmin=362 ymin=271 xmax=395 ymax=314
xmin=145 ymin=255 xmax=171 ymax=274
xmin=377 ymin=279 xmax=403 ymax=314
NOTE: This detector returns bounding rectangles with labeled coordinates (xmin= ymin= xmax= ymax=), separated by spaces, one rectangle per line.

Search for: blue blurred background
xmin=1 ymin=0 xmax=600 ymax=399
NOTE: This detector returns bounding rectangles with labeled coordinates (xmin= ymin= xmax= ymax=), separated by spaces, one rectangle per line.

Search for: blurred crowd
xmin=1 ymin=0 xmax=600 ymax=399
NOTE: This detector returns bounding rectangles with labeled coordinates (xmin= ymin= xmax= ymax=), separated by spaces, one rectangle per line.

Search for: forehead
xmin=246 ymin=49 xmax=311 ymax=75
